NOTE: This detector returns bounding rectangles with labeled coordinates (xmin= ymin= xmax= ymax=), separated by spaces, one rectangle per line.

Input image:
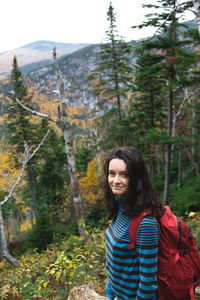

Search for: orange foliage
xmin=79 ymin=157 xmax=103 ymax=206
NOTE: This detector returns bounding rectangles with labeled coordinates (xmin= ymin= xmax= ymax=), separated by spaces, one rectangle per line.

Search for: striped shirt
xmin=105 ymin=208 xmax=160 ymax=300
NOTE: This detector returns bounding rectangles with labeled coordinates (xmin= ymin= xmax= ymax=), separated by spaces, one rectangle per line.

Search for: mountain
xmin=0 ymin=40 xmax=90 ymax=79
xmin=27 ymin=44 xmax=102 ymax=110
xmin=0 ymin=19 xmax=197 ymax=117
xmin=25 ymin=41 xmax=138 ymax=110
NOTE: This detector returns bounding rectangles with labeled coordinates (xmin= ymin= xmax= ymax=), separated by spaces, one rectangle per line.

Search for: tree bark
xmin=177 ymin=149 xmax=182 ymax=188
xmin=52 ymin=48 xmax=87 ymax=241
xmin=0 ymin=205 xmax=19 ymax=265
xmin=27 ymin=165 xmax=37 ymax=224
xmin=0 ymin=133 xmax=49 ymax=265
xmin=163 ymin=13 xmax=176 ymax=204
xmin=163 ymin=88 xmax=173 ymax=205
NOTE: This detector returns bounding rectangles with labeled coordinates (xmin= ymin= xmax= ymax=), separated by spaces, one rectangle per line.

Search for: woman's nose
xmin=114 ymin=175 xmax=120 ymax=183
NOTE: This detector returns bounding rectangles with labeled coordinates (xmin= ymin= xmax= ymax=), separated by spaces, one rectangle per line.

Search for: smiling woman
xmin=103 ymin=146 xmax=164 ymax=300
xmin=108 ymin=158 xmax=129 ymax=197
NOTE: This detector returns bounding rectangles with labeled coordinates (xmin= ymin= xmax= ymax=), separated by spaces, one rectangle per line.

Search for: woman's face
xmin=108 ymin=158 xmax=129 ymax=197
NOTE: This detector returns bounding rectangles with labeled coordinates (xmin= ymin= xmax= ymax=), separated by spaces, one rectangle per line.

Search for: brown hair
xmin=103 ymin=146 xmax=164 ymax=219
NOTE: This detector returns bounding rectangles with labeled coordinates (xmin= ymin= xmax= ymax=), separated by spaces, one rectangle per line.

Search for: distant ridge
xmin=19 ymin=40 xmax=90 ymax=52
xmin=0 ymin=40 xmax=91 ymax=79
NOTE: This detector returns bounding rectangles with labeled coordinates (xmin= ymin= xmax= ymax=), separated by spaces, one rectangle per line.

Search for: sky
xmin=1 ymin=0 xmax=195 ymax=54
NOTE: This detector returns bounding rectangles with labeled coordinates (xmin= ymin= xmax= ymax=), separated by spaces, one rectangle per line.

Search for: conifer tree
xmin=6 ymin=56 xmax=40 ymax=217
xmin=7 ymin=56 xmax=36 ymax=151
xmin=89 ymin=2 xmax=133 ymax=146
xmin=132 ymin=0 xmax=198 ymax=203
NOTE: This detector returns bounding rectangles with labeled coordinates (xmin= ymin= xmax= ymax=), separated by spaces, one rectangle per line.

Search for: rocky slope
xmin=27 ymin=44 xmax=101 ymax=110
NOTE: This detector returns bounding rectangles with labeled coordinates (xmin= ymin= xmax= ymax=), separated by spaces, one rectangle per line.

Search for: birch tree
xmin=52 ymin=48 xmax=86 ymax=241
xmin=0 ymin=131 xmax=49 ymax=265
xmin=16 ymin=49 xmax=87 ymax=241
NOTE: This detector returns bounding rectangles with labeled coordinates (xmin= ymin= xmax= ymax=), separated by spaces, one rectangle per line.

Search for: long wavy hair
xmin=103 ymin=146 xmax=164 ymax=220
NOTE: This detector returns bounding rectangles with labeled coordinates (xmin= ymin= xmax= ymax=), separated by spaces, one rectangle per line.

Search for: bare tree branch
xmin=27 ymin=129 xmax=50 ymax=162
xmin=0 ymin=130 xmax=49 ymax=265
xmin=0 ymin=144 xmax=28 ymax=207
xmin=149 ymin=2 xmax=191 ymax=40
xmin=0 ymin=130 xmax=49 ymax=207
xmin=16 ymin=98 xmax=58 ymax=124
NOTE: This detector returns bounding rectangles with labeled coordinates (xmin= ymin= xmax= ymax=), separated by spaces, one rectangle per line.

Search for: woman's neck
xmin=115 ymin=195 xmax=125 ymax=209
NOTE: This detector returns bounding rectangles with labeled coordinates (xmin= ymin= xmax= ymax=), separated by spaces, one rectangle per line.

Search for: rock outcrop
xmin=67 ymin=284 xmax=107 ymax=300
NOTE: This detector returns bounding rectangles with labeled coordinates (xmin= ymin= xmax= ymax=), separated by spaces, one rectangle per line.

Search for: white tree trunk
xmin=0 ymin=205 xmax=19 ymax=265
xmin=52 ymin=48 xmax=87 ymax=241
xmin=0 ymin=133 xmax=49 ymax=265
xmin=63 ymin=128 xmax=87 ymax=239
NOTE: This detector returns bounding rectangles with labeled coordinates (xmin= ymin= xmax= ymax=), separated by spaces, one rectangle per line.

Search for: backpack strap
xmin=128 ymin=211 xmax=149 ymax=251
xmin=190 ymin=285 xmax=196 ymax=300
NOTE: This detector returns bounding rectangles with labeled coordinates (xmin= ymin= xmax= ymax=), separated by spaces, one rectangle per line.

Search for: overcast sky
xmin=1 ymin=0 xmax=195 ymax=53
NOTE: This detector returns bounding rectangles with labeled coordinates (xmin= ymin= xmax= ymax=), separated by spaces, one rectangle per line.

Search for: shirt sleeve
xmin=136 ymin=216 xmax=160 ymax=300
xmin=105 ymin=280 xmax=115 ymax=299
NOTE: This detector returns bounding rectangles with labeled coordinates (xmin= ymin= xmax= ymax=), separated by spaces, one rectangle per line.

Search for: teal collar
xmin=115 ymin=195 xmax=126 ymax=208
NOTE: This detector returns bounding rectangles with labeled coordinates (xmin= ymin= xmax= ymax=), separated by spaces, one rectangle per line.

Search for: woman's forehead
xmin=109 ymin=158 xmax=127 ymax=170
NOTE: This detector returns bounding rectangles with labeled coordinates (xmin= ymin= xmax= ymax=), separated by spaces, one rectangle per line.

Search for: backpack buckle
xmin=181 ymin=249 xmax=188 ymax=255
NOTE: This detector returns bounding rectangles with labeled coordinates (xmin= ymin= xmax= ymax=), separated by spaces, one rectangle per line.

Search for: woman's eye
xmin=109 ymin=172 xmax=115 ymax=176
xmin=122 ymin=173 xmax=128 ymax=178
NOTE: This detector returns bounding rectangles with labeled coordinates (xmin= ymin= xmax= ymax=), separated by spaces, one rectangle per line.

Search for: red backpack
xmin=129 ymin=206 xmax=200 ymax=300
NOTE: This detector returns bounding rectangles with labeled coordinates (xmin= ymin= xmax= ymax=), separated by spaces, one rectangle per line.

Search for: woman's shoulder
xmin=142 ymin=215 xmax=158 ymax=223
xmin=137 ymin=215 xmax=160 ymax=243
xmin=139 ymin=215 xmax=160 ymax=232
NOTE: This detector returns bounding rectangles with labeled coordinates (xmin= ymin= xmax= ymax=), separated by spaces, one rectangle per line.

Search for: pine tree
xmin=7 ymin=56 xmax=36 ymax=151
xmin=6 ymin=56 xmax=40 ymax=217
xmin=36 ymin=129 xmax=70 ymax=208
xmin=132 ymin=0 xmax=198 ymax=203
xmin=89 ymin=2 xmax=133 ymax=146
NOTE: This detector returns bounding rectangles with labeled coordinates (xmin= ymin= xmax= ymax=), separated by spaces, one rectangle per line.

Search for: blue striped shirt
xmin=105 ymin=208 xmax=160 ymax=300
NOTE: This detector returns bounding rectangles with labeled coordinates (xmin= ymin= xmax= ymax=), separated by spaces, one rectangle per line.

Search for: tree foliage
xmin=89 ymin=2 xmax=133 ymax=146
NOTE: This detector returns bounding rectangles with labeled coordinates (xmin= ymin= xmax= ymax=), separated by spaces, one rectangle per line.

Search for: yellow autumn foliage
xmin=29 ymin=85 xmax=91 ymax=141
xmin=79 ymin=157 xmax=103 ymax=206
xmin=20 ymin=218 xmax=34 ymax=232
xmin=0 ymin=141 xmax=20 ymax=192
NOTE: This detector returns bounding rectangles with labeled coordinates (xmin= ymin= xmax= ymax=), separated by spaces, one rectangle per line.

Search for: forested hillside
xmin=0 ymin=0 xmax=200 ymax=299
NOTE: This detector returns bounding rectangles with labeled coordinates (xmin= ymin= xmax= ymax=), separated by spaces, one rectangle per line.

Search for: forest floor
xmin=0 ymin=216 xmax=200 ymax=299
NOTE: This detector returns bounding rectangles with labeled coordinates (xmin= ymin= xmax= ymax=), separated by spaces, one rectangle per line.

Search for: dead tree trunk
xmin=163 ymin=89 xmax=173 ymax=205
xmin=52 ymin=48 xmax=86 ymax=241
xmin=0 ymin=205 xmax=19 ymax=265
xmin=15 ymin=49 xmax=87 ymax=241
xmin=0 ymin=132 xmax=49 ymax=265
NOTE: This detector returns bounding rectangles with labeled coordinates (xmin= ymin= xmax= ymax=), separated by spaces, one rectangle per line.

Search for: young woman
xmin=103 ymin=146 xmax=164 ymax=300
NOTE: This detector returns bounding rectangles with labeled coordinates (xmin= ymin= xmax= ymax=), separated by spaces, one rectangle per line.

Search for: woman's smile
xmin=108 ymin=158 xmax=129 ymax=196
